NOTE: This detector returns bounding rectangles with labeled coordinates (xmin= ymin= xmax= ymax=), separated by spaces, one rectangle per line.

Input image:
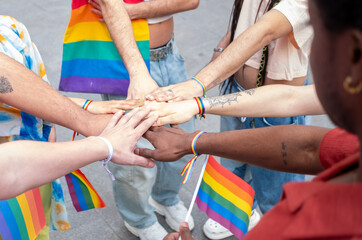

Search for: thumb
xmin=179 ymin=222 xmax=193 ymax=240
xmin=135 ymin=148 xmax=155 ymax=159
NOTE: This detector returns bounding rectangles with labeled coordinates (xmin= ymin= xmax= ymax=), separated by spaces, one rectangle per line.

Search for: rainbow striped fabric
xmin=59 ymin=0 xmax=150 ymax=95
xmin=65 ymin=170 xmax=106 ymax=212
xmin=196 ymin=156 xmax=255 ymax=240
xmin=0 ymin=188 xmax=46 ymax=240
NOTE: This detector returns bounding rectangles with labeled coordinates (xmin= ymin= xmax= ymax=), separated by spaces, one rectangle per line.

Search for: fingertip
xmin=115 ymin=109 xmax=125 ymax=116
xmin=180 ymin=222 xmax=189 ymax=228
xmin=134 ymin=148 xmax=140 ymax=155
xmin=146 ymin=95 xmax=154 ymax=100
xmin=147 ymin=159 xmax=155 ymax=168
xmin=155 ymin=120 xmax=162 ymax=126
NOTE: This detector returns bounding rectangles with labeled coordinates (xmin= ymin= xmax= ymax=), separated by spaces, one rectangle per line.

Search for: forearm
xmin=98 ymin=0 xmax=150 ymax=79
xmin=0 ymin=54 xmax=110 ymax=136
xmin=203 ymin=84 xmax=325 ymax=117
xmin=69 ymin=97 xmax=87 ymax=107
xmin=196 ymin=10 xmax=293 ymax=90
xmin=195 ymin=125 xmax=329 ymax=175
xmin=126 ymin=0 xmax=199 ymax=19
xmin=0 ymin=137 xmax=107 ymax=199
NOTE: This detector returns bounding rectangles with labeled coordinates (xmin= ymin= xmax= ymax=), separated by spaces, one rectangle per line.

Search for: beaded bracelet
xmin=97 ymin=136 xmax=115 ymax=181
xmin=194 ymin=97 xmax=205 ymax=119
xmin=192 ymin=77 xmax=206 ymax=98
xmin=181 ymin=131 xmax=206 ymax=184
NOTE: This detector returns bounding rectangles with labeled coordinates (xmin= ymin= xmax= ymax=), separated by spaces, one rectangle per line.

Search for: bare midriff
xmin=148 ymin=17 xmax=174 ymax=49
xmin=235 ymin=65 xmax=306 ymax=90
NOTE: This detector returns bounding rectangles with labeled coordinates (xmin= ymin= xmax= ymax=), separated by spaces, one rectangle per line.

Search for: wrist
xmin=194 ymin=97 xmax=205 ymax=119
xmin=87 ymin=136 xmax=109 ymax=160
xmin=188 ymin=99 xmax=199 ymax=116
xmin=186 ymin=131 xmax=206 ymax=156
xmin=191 ymin=77 xmax=206 ymax=97
xmin=96 ymin=136 xmax=115 ymax=181
xmin=183 ymin=132 xmax=196 ymax=155
xmin=128 ymin=68 xmax=151 ymax=81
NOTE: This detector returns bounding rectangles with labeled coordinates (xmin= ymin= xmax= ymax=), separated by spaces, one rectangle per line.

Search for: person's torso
xmin=143 ymin=0 xmax=174 ymax=48
xmin=233 ymin=0 xmax=307 ymax=89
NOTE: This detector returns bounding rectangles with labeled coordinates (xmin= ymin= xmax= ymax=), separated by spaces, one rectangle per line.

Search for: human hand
xmin=163 ymin=222 xmax=194 ymax=240
xmin=122 ymin=2 xmax=138 ymax=20
xmin=135 ymin=125 xmax=194 ymax=162
xmin=127 ymin=75 xmax=159 ymax=100
xmin=89 ymin=0 xmax=138 ymax=21
xmin=99 ymin=107 xmax=158 ymax=167
xmin=145 ymin=80 xmax=204 ymax=102
xmin=89 ymin=0 xmax=105 ymax=22
xmin=87 ymin=99 xmax=144 ymax=114
xmin=147 ymin=100 xmax=198 ymax=126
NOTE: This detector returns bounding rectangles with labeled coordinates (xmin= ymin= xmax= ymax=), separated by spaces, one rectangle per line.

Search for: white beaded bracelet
xmin=97 ymin=136 xmax=115 ymax=181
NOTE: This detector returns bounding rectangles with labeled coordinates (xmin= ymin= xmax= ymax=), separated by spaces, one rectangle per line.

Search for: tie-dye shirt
xmin=0 ymin=15 xmax=70 ymax=236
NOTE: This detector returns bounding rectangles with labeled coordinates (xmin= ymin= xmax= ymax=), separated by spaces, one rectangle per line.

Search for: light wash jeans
xmin=220 ymin=80 xmax=305 ymax=214
xmin=102 ymin=39 xmax=195 ymax=229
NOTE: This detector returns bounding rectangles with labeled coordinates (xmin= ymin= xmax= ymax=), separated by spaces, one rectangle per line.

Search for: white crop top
xmin=144 ymin=0 xmax=173 ymax=24
xmin=234 ymin=0 xmax=313 ymax=81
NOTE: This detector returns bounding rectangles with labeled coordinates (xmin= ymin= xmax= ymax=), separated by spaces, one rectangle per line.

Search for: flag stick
xmin=184 ymin=155 xmax=209 ymax=223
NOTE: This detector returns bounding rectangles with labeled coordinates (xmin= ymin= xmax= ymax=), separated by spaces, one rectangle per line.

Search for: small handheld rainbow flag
xmin=59 ymin=0 xmax=150 ymax=95
xmin=0 ymin=188 xmax=46 ymax=240
xmin=185 ymin=156 xmax=255 ymax=240
xmin=65 ymin=170 xmax=106 ymax=212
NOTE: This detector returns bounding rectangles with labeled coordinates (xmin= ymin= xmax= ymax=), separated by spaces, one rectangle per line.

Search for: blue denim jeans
xmin=102 ymin=40 xmax=195 ymax=229
xmin=220 ymin=80 xmax=305 ymax=214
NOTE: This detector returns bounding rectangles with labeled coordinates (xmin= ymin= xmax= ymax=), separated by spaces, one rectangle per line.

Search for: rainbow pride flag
xmin=0 ymin=188 xmax=46 ymax=240
xmin=195 ymin=156 xmax=255 ymax=239
xmin=59 ymin=0 xmax=150 ymax=95
xmin=65 ymin=170 xmax=106 ymax=212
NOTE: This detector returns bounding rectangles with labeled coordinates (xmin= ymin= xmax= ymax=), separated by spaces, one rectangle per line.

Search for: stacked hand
xmin=145 ymin=80 xmax=204 ymax=102
xmin=146 ymin=99 xmax=198 ymax=126
xmin=87 ymin=99 xmax=144 ymax=114
xmin=100 ymin=107 xmax=158 ymax=167
xmin=135 ymin=125 xmax=193 ymax=162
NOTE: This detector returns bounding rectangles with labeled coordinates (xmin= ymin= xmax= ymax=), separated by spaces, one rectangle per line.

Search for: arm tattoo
xmin=244 ymin=88 xmax=256 ymax=96
xmin=204 ymin=92 xmax=242 ymax=108
xmin=0 ymin=76 xmax=13 ymax=94
xmin=203 ymin=87 xmax=256 ymax=109
xmin=281 ymin=141 xmax=287 ymax=165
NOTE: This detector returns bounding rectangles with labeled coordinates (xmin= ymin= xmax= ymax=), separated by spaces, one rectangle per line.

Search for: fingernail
xmin=148 ymin=161 xmax=155 ymax=168
xmin=180 ymin=222 xmax=189 ymax=228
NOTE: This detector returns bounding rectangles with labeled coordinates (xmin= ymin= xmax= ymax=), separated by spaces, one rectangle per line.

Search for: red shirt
xmin=245 ymin=128 xmax=362 ymax=240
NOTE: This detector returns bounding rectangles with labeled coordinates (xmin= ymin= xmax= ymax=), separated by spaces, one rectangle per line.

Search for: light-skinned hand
xmin=100 ymin=107 xmax=158 ymax=167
